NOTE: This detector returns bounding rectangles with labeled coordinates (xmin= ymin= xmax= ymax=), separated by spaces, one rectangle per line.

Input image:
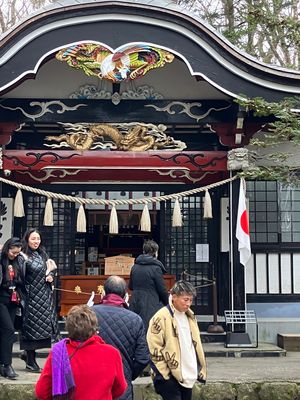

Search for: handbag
xmin=46 ymin=259 xmax=58 ymax=292
xmin=46 ymin=258 xmax=58 ymax=276
xmin=8 ymin=265 xmax=20 ymax=304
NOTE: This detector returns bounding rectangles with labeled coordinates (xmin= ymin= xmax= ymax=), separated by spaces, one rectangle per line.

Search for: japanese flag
xmin=236 ymin=178 xmax=251 ymax=266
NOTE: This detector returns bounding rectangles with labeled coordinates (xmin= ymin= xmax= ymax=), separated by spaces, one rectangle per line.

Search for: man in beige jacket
xmin=147 ymin=280 xmax=206 ymax=400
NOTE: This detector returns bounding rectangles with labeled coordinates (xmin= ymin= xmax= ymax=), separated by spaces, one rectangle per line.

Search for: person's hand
xmin=124 ymin=292 xmax=129 ymax=305
xmin=87 ymin=291 xmax=95 ymax=307
xmin=198 ymin=372 xmax=206 ymax=384
xmin=46 ymin=275 xmax=54 ymax=283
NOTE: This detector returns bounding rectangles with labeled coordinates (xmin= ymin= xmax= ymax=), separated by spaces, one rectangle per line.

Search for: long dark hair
xmin=22 ymin=228 xmax=47 ymax=260
xmin=0 ymin=237 xmax=22 ymax=280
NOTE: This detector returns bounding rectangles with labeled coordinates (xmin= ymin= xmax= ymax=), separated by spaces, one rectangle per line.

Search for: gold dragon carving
xmin=45 ymin=123 xmax=186 ymax=151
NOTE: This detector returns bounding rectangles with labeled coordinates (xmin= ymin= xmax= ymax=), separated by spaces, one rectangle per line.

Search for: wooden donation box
xmin=59 ymin=273 xmax=176 ymax=316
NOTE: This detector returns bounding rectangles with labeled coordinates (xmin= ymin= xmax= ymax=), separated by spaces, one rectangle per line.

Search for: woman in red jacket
xmin=35 ymin=305 xmax=127 ymax=400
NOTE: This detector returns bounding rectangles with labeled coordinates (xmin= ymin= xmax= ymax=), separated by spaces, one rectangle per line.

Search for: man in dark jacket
xmin=93 ymin=275 xmax=149 ymax=400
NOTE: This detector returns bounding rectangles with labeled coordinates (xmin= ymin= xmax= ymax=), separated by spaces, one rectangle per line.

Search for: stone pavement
xmin=1 ymin=343 xmax=300 ymax=399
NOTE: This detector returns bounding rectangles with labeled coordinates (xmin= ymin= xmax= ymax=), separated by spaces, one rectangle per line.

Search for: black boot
xmin=25 ymin=350 xmax=41 ymax=373
xmin=1 ymin=365 xmax=18 ymax=380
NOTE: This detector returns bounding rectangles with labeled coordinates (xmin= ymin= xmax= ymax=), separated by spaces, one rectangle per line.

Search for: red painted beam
xmin=12 ymin=169 xmax=228 ymax=185
xmin=3 ymin=150 xmax=228 ymax=171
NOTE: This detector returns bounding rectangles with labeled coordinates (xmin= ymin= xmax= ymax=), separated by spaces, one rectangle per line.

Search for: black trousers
xmin=154 ymin=376 xmax=193 ymax=400
xmin=0 ymin=302 xmax=17 ymax=365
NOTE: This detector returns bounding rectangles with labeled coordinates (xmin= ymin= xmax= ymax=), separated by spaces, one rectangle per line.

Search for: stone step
xmin=58 ymin=329 xmax=226 ymax=343
xmin=49 ymin=319 xmax=228 ymax=344
xmin=12 ymin=341 xmax=286 ymax=359
xmin=58 ymin=318 xmax=227 ymax=343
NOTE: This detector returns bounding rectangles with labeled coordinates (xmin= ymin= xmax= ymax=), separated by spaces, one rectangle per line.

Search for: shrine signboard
xmin=104 ymin=255 xmax=135 ymax=275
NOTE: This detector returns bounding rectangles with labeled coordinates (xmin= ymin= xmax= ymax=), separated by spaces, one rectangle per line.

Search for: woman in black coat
xmin=18 ymin=228 xmax=58 ymax=372
xmin=0 ymin=237 xmax=23 ymax=379
xmin=128 ymin=240 xmax=169 ymax=329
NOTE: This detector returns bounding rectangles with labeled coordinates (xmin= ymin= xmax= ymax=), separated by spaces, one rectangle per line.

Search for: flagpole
xmin=229 ymin=171 xmax=234 ymax=314
xmin=244 ymin=179 xmax=248 ymax=313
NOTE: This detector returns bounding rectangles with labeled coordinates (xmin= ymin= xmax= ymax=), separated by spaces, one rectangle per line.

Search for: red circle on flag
xmin=240 ymin=210 xmax=249 ymax=235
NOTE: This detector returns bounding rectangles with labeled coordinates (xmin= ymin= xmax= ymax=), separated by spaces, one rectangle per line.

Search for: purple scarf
xmin=52 ymin=339 xmax=76 ymax=399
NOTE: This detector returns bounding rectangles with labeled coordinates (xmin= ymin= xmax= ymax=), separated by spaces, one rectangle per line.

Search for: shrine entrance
xmin=77 ymin=190 xmax=161 ymax=275
xmin=13 ymin=189 xmax=214 ymax=315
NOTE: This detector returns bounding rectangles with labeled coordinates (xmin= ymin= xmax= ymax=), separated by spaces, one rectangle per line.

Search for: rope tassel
xmin=109 ymin=205 xmax=119 ymax=234
xmin=14 ymin=189 xmax=25 ymax=217
xmin=172 ymin=198 xmax=183 ymax=227
xmin=77 ymin=205 xmax=86 ymax=233
xmin=140 ymin=204 xmax=151 ymax=232
xmin=203 ymin=190 xmax=213 ymax=219
xmin=43 ymin=198 xmax=54 ymax=226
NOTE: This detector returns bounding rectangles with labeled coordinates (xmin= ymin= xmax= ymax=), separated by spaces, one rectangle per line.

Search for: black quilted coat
xmin=19 ymin=251 xmax=56 ymax=343
xmin=93 ymin=302 xmax=149 ymax=400
xmin=128 ymin=254 xmax=169 ymax=329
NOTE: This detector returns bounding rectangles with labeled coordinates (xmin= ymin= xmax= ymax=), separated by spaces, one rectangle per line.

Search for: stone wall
xmin=2 ymin=382 xmax=300 ymax=400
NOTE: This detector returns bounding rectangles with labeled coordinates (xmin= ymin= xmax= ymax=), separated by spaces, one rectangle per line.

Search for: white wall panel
xmin=280 ymin=253 xmax=292 ymax=294
xmin=248 ymin=252 xmax=300 ymax=295
xmin=246 ymin=255 xmax=255 ymax=293
xmin=293 ymin=254 xmax=300 ymax=293
xmin=268 ymin=253 xmax=279 ymax=294
xmin=256 ymin=254 xmax=267 ymax=293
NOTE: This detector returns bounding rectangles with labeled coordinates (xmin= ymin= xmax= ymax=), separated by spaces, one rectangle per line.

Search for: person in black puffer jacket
xmin=128 ymin=240 xmax=169 ymax=329
xmin=18 ymin=228 xmax=59 ymax=373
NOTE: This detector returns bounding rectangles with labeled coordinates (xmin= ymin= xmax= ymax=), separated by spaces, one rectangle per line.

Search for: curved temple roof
xmin=0 ymin=0 xmax=299 ymax=99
